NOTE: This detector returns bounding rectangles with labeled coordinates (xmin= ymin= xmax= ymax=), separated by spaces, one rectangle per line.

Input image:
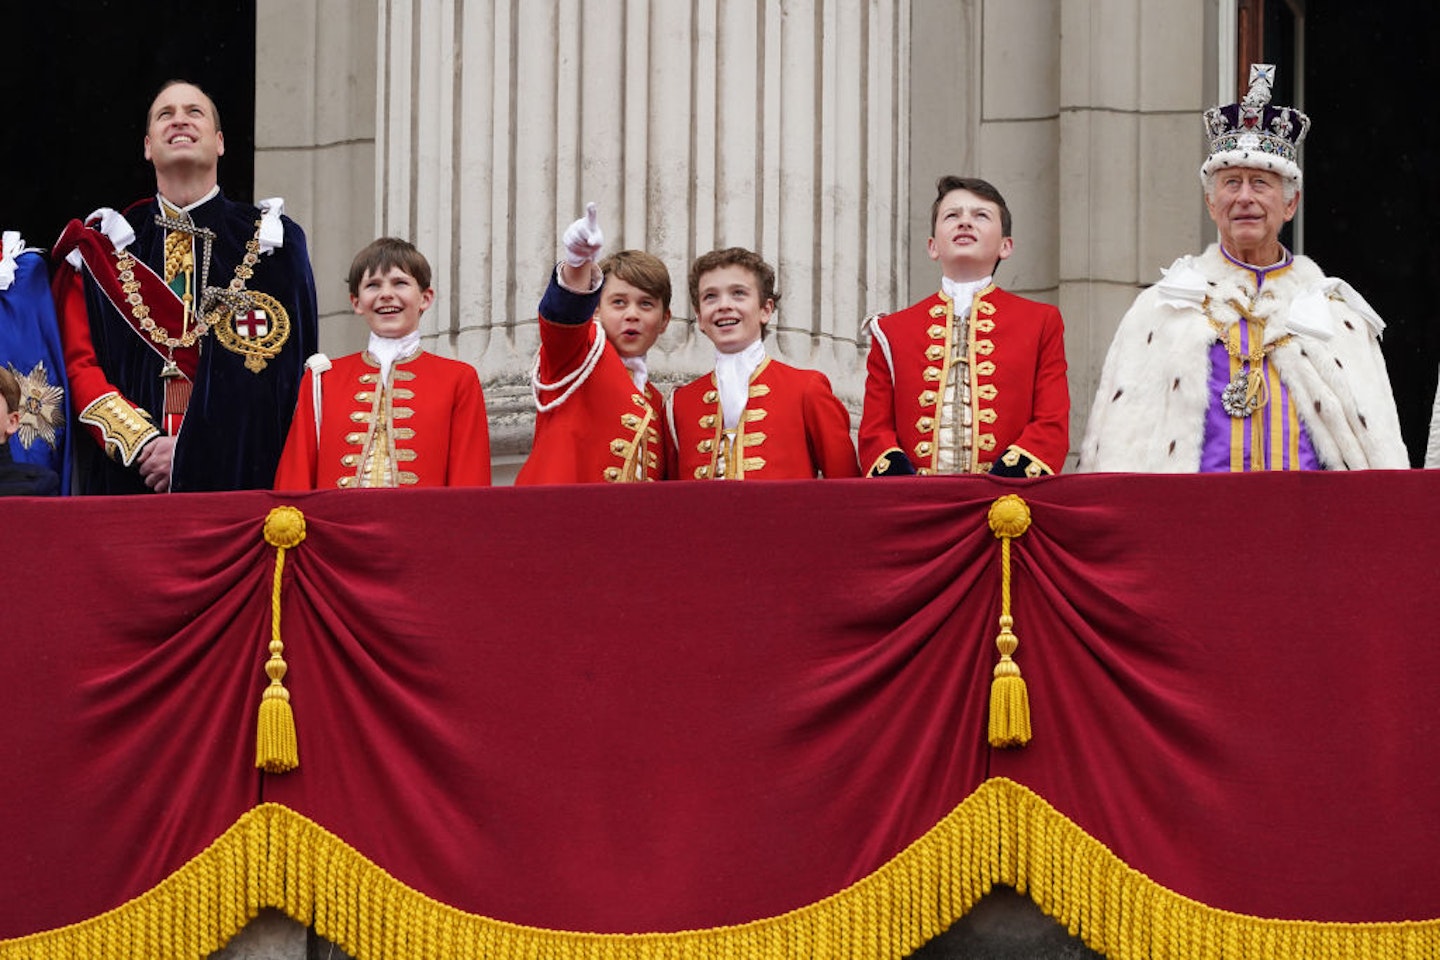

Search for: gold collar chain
xmin=112 ymin=218 xmax=265 ymax=355
xmin=200 ymin=221 xmax=264 ymax=319
xmin=115 ymin=248 xmax=211 ymax=353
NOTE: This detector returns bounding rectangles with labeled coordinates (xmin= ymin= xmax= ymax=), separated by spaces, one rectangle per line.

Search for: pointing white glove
xmin=561 ymin=202 xmax=604 ymax=268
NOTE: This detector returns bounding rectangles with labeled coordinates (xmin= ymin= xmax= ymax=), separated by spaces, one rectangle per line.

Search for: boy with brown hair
xmin=860 ymin=176 xmax=1069 ymax=478
xmin=274 ymin=237 xmax=490 ymax=488
xmin=666 ymin=246 xmax=859 ymax=480
xmin=0 ymin=366 xmax=60 ymax=495
xmin=517 ymin=204 xmax=673 ymax=483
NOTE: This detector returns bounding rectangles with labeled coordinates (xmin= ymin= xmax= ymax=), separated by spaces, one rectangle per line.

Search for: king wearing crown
xmin=1078 ymin=64 xmax=1407 ymax=473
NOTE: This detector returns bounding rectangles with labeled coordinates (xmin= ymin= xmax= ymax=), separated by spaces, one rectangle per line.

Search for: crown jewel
xmin=1200 ymin=64 xmax=1311 ymax=185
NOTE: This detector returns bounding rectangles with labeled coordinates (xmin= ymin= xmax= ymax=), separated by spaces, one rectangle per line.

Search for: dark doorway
xmin=1302 ymin=2 xmax=1439 ymax=464
xmin=0 ymin=2 xmax=256 ymax=257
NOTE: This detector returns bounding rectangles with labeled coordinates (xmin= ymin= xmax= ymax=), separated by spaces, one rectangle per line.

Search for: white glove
xmin=561 ymin=202 xmax=603 ymax=268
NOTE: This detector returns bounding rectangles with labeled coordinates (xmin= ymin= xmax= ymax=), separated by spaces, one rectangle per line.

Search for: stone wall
xmin=255 ymin=0 xmax=379 ymax=359
xmin=254 ymin=0 xmax=1217 ymax=481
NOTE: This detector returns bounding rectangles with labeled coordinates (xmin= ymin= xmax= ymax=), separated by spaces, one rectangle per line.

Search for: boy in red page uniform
xmin=860 ymin=176 xmax=1068 ymax=478
xmin=667 ymin=247 xmax=859 ymax=480
xmin=274 ymin=238 xmax=491 ymax=488
xmin=517 ymin=203 xmax=672 ymax=483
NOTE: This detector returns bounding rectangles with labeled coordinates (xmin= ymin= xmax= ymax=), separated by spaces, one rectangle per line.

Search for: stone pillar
xmin=255 ymin=0 xmax=379 ymax=354
xmin=906 ymin=1 xmax=980 ymax=300
xmin=975 ymin=0 xmax=1061 ymax=305
xmin=1056 ymin=0 xmax=1211 ymax=458
xmin=376 ymin=0 xmax=914 ymax=478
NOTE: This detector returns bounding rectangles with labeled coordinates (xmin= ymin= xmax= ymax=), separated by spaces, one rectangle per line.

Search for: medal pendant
xmin=212 ymin=291 xmax=291 ymax=374
xmin=160 ymin=356 xmax=182 ymax=379
xmin=1221 ymin=369 xmax=1258 ymax=418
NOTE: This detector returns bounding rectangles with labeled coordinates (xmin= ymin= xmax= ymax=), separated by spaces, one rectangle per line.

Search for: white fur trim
xmin=1079 ymin=244 xmax=1407 ymax=472
xmin=1199 ymin=150 xmax=1302 ymax=190
xmin=1426 ymin=375 xmax=1440 ymax=468
xmin=1332 ymin=280 xmax=1384 ymax=336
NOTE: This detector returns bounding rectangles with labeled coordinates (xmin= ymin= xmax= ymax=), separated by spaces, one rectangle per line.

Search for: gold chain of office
xmin=112 ymin=219 xmax=264 ymax=353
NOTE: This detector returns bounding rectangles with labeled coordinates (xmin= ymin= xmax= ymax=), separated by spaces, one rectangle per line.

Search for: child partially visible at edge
xmin=0 ymin=366 xmax=59 ymax=496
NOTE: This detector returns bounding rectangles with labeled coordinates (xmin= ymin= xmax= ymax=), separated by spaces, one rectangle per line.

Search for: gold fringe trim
xmin=256 ymin=506 xmax=305 ymax=773
xmin=4 ymin=783 xmax=1438 ymax=960
xmin=987 ymin=495 xmax=1032 ymax=747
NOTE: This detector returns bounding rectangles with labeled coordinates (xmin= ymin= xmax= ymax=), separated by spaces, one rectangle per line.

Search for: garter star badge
xmin=6 ymin=360 xmax=66 ymax=451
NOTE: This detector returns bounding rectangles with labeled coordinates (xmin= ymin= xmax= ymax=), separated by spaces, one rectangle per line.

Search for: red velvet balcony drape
xmin=2 ymin=473 xmax=1437 ymax=950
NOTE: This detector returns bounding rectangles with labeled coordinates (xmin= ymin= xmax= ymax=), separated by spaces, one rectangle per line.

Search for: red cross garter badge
xmin=211 ymin=290 xmax=291 ymax=373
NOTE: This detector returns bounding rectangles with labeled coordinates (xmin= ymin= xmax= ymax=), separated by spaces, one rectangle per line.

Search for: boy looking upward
xmin=860 ymin=176 xmax=1069 ymax=477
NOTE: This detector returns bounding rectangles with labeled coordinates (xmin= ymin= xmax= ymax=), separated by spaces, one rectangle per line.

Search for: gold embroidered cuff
xmin=992 ymin=444 xmax=1055 ymax=479
xmin=1008 ymin=443 xmax=1055 ymax=476
xmin=868 ymin=447 xmax=916 ymax=478
xmin=78 ymin=392 xmax=160 ymax=466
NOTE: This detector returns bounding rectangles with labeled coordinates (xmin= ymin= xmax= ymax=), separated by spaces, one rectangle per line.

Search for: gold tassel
xmin=257 ymin=506 xmax=306 ymax=773
xmin=987 ymin=496 xmax=1032 ymax=748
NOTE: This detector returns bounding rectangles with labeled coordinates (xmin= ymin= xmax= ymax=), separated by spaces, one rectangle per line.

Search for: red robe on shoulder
xmin=860 ymin=286 xmax=1068 ymax=477
xmin=274 ymin=349 xmax=490 ymax=489
xmin=667 ymin=356 xmax=859 ymax=480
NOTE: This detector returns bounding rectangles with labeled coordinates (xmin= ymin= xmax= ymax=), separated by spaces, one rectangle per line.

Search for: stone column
xmin=906 ymin=1 xmax=980 ymax=299
xmin=376 ymin=0 xmax=914 ymax=478
xmin=1056 ymin=0 xmax=1212 ymax=457
xmin=255 ymin=0 xmax=379 ymax=353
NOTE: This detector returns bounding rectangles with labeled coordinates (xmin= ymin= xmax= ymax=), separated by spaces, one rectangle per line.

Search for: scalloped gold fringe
xmin=3 ymin=780 xmax=1437 ymax=960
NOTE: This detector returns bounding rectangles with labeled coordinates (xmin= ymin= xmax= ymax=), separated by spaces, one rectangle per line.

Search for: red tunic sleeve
xmin=804 ymin=371 xmax=861 ymax=478
xmin=445 ymin=364 xmax=492 ymax=486
xmin=858 ymin=329 xmax=904 ymax=475
xmin=52 ymin=257 xmax=160 ymax=466
xmin=273 ymin=367 xmax=318 ymax=490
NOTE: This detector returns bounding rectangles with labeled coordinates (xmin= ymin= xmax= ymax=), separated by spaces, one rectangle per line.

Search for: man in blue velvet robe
xmin=52 ymin=80 xmax=317 ymax=493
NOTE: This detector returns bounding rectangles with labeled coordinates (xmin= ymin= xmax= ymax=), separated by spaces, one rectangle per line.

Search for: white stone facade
xmin=255 ymin=0 xmax=1221 ymax=483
